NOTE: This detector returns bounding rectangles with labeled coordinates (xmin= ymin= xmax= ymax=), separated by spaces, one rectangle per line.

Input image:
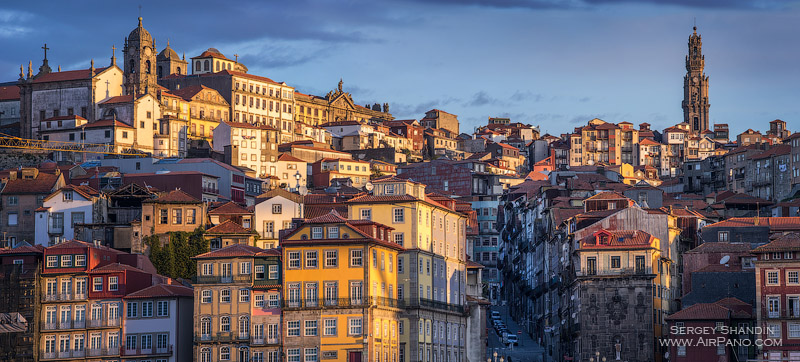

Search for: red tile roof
xmin=305 ymin=209 xmax=348 ymax=223
xmin=209 ymin=201 xmax=251 ymax=215
xmin=125 ymin=283 xmax=193 ymax=299
xmin=0 ymin=243 xmax=44 ymax=255
xmin=216 ymin=69 xmax=283 ymax=86
xmin=90 ymin=262 xmax=146 ymax=273
xmin=100 ymin=95 xmax=134 ymax=104
xmin=665 ymin=302 xmax=734 ymax=320
xmin=83 ymin=119 xmax=134 ymax=129
xmin=44 ymin=184 xmax=99 ymax=202
xmin=685 ymin=242 xmax=752 ymax=254
xmin=41 ymin=115 xmax=88 ymax=122
xmin=0 ymin=85 xmax=20 ymax=101
xmin=639 ymin=138 xmax=661 ymax=146
xmin=706 ymin=217 xmax=800 ymax=231
xmin=32 ymin=67 xmax=109 ymax=83
xmin=753 ymin=233 xmax=800 ymax=253
xmin=750 ymin=144 xmax=790 ymax=160
xmin=222 ymin=121 xmax=278 ymax=131
xmin=1 ymin=171 xmax=61 ymax=195
xmin=193 ymin=50 xmax=231 ymax=60
xmin=580 ymin=229 xmax=656 ymax=249
xmin=146 ymin=189 xmax=201 ymax=204
xmin=206 ymin=220 xmax=252 ymax=234
xmin=277 ymin=153 xmax=305 ymax=162
xmin=194 ymin=243 xmax=264 ymax=259
xmin=585 ymin=191 xmax=629 ymax=201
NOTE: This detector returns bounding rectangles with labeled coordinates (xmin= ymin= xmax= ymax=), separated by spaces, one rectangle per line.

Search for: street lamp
xmin=493 ymin=350 xmax=498 ymax=362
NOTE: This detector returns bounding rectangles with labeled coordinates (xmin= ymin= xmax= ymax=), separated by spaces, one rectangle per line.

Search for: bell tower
xmin=123 ymin=17 xmax=157 ymax=96
xmin=682 ymin=26 xmax=710 ymax=132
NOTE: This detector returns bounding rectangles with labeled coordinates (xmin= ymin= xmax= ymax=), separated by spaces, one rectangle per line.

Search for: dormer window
xmin=385 ymin=184 xmax=395 ymax=195
xmin=312 ymin=227 xmax=323 ymax=239
xmin=328 ymin=227 xmax=339 ymax=239
xmin=63 ymin=191 xmax=73 ymax=201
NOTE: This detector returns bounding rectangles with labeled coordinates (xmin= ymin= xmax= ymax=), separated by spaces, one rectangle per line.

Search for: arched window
xmin=239 ymin=316 xmax=250 ymax=338
xmin=238 ymin=347 xmax=249 ymax=362
xmin=201 ymin=317 xmax=211 ymax=336
xmin=693 ymin=47 xmax=698 ymax=56
xmin=219 ymin=346 xmax=230 ymax=360
xmin=129 ymin=59 xmax=135 ymax=73
xmin=200 ymin=348 xmax=211 ymax=362
xmin=146 ymin=60 xmax=151 ymax=74
xmin=227 ymin=63 xmax=232 ymax=70
xmin=195 ymin=61 xmax=201 ymax=72
xmin=177 ymin=66 xmax=181 ymax=74
xmin=220 ymin=316 xmax=230 ymax=332
xmin=216 ymin=61 xmax=220 ymax=71
xmin=204 ymin=60 xmax=210 ymax=71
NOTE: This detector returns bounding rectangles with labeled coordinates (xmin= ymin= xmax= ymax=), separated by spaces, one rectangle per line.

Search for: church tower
xmin=123 ymin=17 xmax=158 ymax=96
xmin=682 ymin=26 xmax=710 ymax=132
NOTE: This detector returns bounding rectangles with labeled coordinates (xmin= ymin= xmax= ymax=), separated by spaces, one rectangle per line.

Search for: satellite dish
xmin=365 ymin=181 xmax=374 ymax=192
xmin=720 ymin=255 xmax=730 ymax=264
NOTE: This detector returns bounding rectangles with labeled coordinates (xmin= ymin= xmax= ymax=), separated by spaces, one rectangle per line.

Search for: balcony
xmin=121 ymin=345 xmax=173 ymax=356
xmin=577 ymin=267 xmax=650 ymax=277
xmin=202 ymin=186 xmax=219 ymax=194
xmin=87 ymin=318 xmax=120 ymax=328
xmin=48 ymin=225 xmax=64 ymax=235
xmin=400 ymin=298 xmax=467 ymax=314
xmin=193 ymin=275 xmax=250 ymax=284
xmin=86 ymin=348 xmax=115 ymax=357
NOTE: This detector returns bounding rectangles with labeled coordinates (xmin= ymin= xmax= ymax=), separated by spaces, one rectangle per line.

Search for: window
xmin=108 ymin=276 xmax=118 ymax=291
xmin=306 ymin=251 xmax=318 ymax=268
xmin=324 ymin=319 xmax=337 ymax=336
xmin=127 ymin=302 xmax=138 ymax=318
xmin=201 ymin=290 xmax=212 ymax=303
xmin=305 ymin=348 xmax=318 ymax=362
xmin=312 ymin=227 xmax=323 ymax=239
xmin=220 ymin=346 xmax=230 ymax=360
xmin=288 ymin=349 xmax=300 ymax=362
xmin=288 ymin=252 xmax=301 ymax=269
xmin=240 ymin=289 xmax=251 ymax=303
xmin=159 ymin=209 xmax=168 ymax=224
xmin=767 ymin=271 xmax=780 ymax=285
xmin=611 ymin=256 xmax=621 ymax=269
xmin=92 ymin=277 xmax=102 ymax=292
xmin=349 ymin=318 xmax=362 ymax=335
xmin=718 ymin=231 xmax=729 ymax=242
xmin=393 ymin=208 xmax=404 ymax=223
xmin=75 ymin=255 xmax=86 ymax=267
xmin=351 ymin=249 xmax=363 ymax=267
xmin=47 ymin=255 xmax=58 ymax=268
xmin=202 ymin=263 xmax=213 ymax=276
xmin=287 ymin=321 xmax=300 ymax=336
xmin=255 ymin=265 xmax=265 ymax=279
xmin=305 ymin=320 xmax=318 ymax=336
xmin=360 ymin=209 xmax=372 ymax=220
xmin=172 ymin=209 xmax=182 ymax=224
xmin=398 ymin=257 xmax=404 ymax=273
xmin=677 ymin=345 xmax=686 ymax=357
xmin=325 ymin=250 xmax=338 ymax=267
xmin=768 ymin=323 xmax=781 ymax=338
xmin=328 ymin=227 xmax=339 ymax=239
xmin=272 ymin=204 xmax=282 ymax=214
xmin=142 ymin=301 xmax=153 ymax=317
xmin=268 ymin=293 xmax=279 ymax=308
xmin=790 ymin=323 xmax=800 ymax=338
xmin=790 ymin=271 xmax=800 ymax=285
xmin=220 ymin=316 xmax=231 ymax=332
xmin=187 ymin=209 xmax=197 ymax=224
xmin=157 ymin=301 xmax=168 ymax=316
xmin=240 ymin=262 xmax=251 ymax=275
xmin=7 ymin=212 xmax=17 ymax=226
xmin=768 ymin=296 xmax=780 ymax=318
xmin=220 ymin=289 xmax=231 ymax=303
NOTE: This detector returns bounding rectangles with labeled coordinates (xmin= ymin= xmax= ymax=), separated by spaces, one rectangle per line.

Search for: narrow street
xmin=486 ymin=305 xmax=550 ymax=362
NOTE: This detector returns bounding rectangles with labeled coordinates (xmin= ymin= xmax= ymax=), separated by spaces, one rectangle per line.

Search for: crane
xmin=0 ymin=133 xmax=149 ymax=157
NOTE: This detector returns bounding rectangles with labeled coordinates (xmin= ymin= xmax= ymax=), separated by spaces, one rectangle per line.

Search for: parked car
xmin=491 ymin=310 xmax=501 ymax=319
xmin=503 ymin=334 xmax=519 ymax=346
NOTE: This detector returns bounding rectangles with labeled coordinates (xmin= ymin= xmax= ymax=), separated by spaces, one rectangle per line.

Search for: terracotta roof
xmin=32 ymin=67 xmax=109 ymax=83
xmin=90 ymin=262 xmax=146 ymax=273
xmin=750 ymin=144 xmax=790 ymax=160
xmin=125 ymin=283 xmax=193 ymax=299
xmin=466 ymin=260 xmax=485 ymax=269
xmin=44 ymin=184 xmax=99 ymax=202
xmin=146 ymin=189 xmax=201 ymax=204
xmin=754 ymin=233 xmax=800 ymax=253
xmin=83 ymin=119 xmax=134 ymax=129
xmin=585 ymin=191 xmax=629 ymax=201
xmin=666 ymin=303 xmax=733 ymax=321
xmin=685 ymin=242 xmax=752 ymax=254
xmin=305 ymin=205 xmax=349 ymax=219
xmin=209 ymin=201 xmax=251 ymax=215
xmin=595 ymin=123 xmax=619 ymax=130
xmin=719 ymin=193 xmax=773 ymax=206
xmin=206 ymin=219 xmax=252 ymax=234
xmin=1 ymin=171 xmax=61 ymax=195
xmin=305 ymin=209 xmax=348 ymax=223
xmin=100 ymin=95 xmax=134 ymax=104
xmin=493 ymin=142 xmax=519 ymax=151
xmin=194 ymin=243 xmax=263 ymax=259
xmin=0 ymin=85 xmax=19 ymax=102
xmin=222 ymin=121 xmax=278 ymax=131
xmin=193 ymin=49 xmax=231 ymax=60
xmin=550 ymin=207 xmax=584 ymax=226
xmin=706 ymin=217 xmax=799 ymax=231
xmin=0 ymin=243 xmax=44 ymax=255
xmin=277 ymin=153 xmax=305 ymax=162
xmin=255 ymin=188 xmax=304 ymax=204
xmin=580 ymin=229 xmax=656 ymax=249
xmin=371 ymin=175 xmax=422 ymax=185
xmin=215 ymin=69 xmax=284 ymax=86
xmin=639 ymin=138 xmax=661 ymax=146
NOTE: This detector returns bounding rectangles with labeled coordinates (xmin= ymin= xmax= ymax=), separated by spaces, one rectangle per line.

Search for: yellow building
xmin=170 ymin=85 xmax=229 ymax=145
xmin=281 ymin=211 xmax=403 ymax=362
xmin=345 ymin=176 xmax=469 ymax=362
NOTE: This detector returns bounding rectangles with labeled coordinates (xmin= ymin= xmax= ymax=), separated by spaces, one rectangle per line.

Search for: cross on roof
xmin=42 ymin=43 xmax=49 ymax=60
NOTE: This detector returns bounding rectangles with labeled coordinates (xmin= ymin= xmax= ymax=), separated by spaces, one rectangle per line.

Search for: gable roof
xmin=205 ymin=219 xmax=252 ymax=234
xmin=665 ymin=302 xmax=733 ymax=321
xmin=278 ymin=153 xmax=305 ymax=162
xmin=208 ymin=201 xmax=251 ymax=215
xmin=0 ymin=85 xmax=20 ymax=101
xmin=1 ymin=171 xmax=61 ymax=195
xmin=580 ymin=229 xmax=656 ymax=249
xmin=125 ymin=283 xmax=193 ymax=299
xmin=753 ymin=233 xmax=800 ymax=253
xmin=145 ymin=189 xmax=200 ymax=204
xmin=32 ymin=67 xmax=109 ymax=84
xmin=194 ymin=243 xmax=263 ymax=259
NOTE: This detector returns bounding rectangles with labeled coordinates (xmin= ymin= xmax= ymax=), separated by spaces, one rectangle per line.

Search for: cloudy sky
xmin=2 ymin=0 xmax=799 ymax=136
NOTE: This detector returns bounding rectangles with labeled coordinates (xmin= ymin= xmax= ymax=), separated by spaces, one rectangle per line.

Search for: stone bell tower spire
xmin=123 ymin=16 xmax=157 ymax=96
xmin=682 ymin=26 xmax=710 ymax=132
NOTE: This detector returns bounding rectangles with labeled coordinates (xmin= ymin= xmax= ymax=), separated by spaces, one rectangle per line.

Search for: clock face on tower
xmin=144 ymin=47 xmax=152 ymax=56
xmin=692 ymin=76 xmax=698 ymax=84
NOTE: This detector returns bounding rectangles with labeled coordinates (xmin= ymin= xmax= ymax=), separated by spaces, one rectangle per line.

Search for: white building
xmin=253 ymin=189 xmax=303 ymax=249
xmin=274 ymin=153 xmax=308 ymax=190
xmin=122 ymin=283 xmax=194 ymax=362
xmin=35 ymin=185 xmax=107 ymax=246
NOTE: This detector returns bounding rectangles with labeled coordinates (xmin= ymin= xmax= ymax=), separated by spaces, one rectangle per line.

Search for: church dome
xmin=157 ymin=44 xmax=179 ymax=60
xmin=128 ymin=17 xmax=153 ymax=43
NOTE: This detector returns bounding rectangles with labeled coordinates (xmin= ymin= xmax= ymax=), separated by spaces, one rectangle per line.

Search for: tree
xmin=146 ymin=227 xmax=209 ymax=280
